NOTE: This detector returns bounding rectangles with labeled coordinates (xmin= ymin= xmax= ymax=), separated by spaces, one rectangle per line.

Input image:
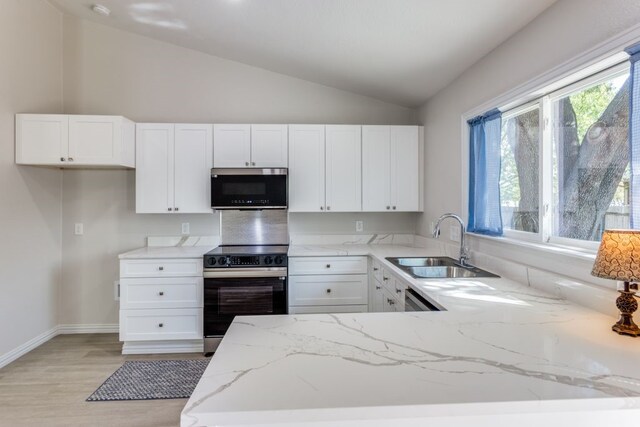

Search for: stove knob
xmin=218 ymin=256 xmax=227 ymax=265
xmin=264 ymin=256 xmax=273 ymax=265
xmin=207 ymin=257 xmax=216 ymax=266
xmin=274 ymin=255 xmax=284 ymax=265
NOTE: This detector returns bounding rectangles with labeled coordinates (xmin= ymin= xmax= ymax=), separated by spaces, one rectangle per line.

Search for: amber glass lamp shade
xmin=592 ymin=229 xmax=640 ymax=337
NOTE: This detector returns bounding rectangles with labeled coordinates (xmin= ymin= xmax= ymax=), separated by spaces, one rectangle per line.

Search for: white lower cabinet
xmin=119 ymin=257 xmax=203 ymax=354
xmin=288 ymin=256 xmax=368 ymax=313
xmin=369 ymin=258 xmax=406 ymax=312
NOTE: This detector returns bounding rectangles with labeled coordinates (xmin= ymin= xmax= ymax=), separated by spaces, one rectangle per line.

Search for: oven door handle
xmin=203 ymin=268 xmax=287 ymax=279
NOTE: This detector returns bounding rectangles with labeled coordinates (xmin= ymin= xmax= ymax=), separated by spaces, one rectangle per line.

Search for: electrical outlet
xmin=355 ymin=220 xmax=364 ymax=232
xmin=74 ymin=223 xmax=84 ymax=235
xmin=450 ymin=225 xmax=461 ymax=242
xmin=181 ymin=223 xmax=190 ymax=235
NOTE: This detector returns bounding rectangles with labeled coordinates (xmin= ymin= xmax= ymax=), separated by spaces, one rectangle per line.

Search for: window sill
xmin=466 ymin=232 xmax=597 ymax=262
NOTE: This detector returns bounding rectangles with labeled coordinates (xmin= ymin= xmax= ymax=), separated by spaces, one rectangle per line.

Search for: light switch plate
xmin=74 ymin=223 xmax=83 ymax=235
xmin=355 ymin=220 xmax=364 ymax=232
xmin=182 ymin=223 xmax=190 ymax=235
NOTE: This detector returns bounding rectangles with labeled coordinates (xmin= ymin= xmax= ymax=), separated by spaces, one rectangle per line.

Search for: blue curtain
xmin=627 ymin=42 xmax=640 ymax=228
xmin=468 ymin=109 xmax=503 ymax=236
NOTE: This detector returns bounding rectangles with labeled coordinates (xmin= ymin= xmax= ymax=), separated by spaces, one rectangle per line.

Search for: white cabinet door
xmin=15 ymin=114 xmax=68 ymax=165
xmin=174 ymin=124 xmax=213 ymax=213
xmin=362 ymin=126 xmax=391 ymax=212
xmin=325 ymin=125 xmax=361 ymax=212
xmin=371 ymin=278 xmax=385 ymax=312
xmin=390 ymin=126 xmax=420 ymax=211
xmin=251 ymin=125 xmax=288 ymax=167
xmin=288 ymin=125 xmax=326 ymax=212
xmin=68 ymin=115 xmax=120 ymax=165
xmin=213 ymin=124 xmax=251 ymax=167
xmin=136 ymin=124 xmax=174 ymax=213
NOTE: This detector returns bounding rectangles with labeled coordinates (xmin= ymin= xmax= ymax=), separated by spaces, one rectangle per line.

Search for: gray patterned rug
xmin=87 ymin=359 xmax=210 ymax=401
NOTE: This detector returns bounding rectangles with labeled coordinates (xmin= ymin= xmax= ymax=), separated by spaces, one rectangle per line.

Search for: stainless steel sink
xmin=386 ymin=257 xmax=499 ymax=279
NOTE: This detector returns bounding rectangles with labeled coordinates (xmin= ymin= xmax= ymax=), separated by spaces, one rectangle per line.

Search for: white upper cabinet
xmin=136 ymin=123 xmax=212 ymax=214
xmin=289 ymin=125 xmax=326 ymax=212
xmin=16 ymin=114 xmax=134 ymax=168
xmin=213 ymin=124 xmax=288 ymax=168
xmin=362 ymin=125 xmax=421 ymax=212
xmin=250 ymin=125 xmax=288 ymax=167
xmin=213 ymin=124 xmax=251 ymax=167
xmin=390 ymin=126 xmax=420 ymax=211
xmin=362 ymin=126 xmax=391 ymax=211
xmin=325 ymin=125 xmax=362 ymax=212
xmin=174 ymin=124 xmax=213 ymax=213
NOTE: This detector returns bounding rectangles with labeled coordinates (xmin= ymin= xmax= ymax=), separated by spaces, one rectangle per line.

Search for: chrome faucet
xmin=432 ymin=213 xmax=470 ymax=266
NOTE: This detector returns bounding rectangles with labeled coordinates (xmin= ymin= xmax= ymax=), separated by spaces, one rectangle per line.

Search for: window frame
xmin=472 ymin=60 xmax=631 ymax=251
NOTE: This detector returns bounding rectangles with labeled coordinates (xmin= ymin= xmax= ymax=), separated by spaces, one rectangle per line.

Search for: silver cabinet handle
xmin=68 ymin=157 xmax=74 ymax=161
xmin=327 ymin=206 xmax=331 ymax=211
xmin=168 ymin=207 xmax=173 ymax=211
xmin=373 ymin=267 xmax=379 ymax=271
xmin=389 ymin=300 xmax=395 ymax=305
xmin=392 ymin=206 xmax=396 ymax=210
xmin=395 ymin=288 xmax=402 ymax=294
xmin=383 ymin=277 xmax=388 ymax=281
xmin=251 ymin=162 xmax=256 ymax=166
xmin=320 ymin=206 xmax=324 ymax=210
xmin=60 ymin=157 xmax=65 ymax=162
xmin=386 ymin=206 xmax=390 ymax=210
xmin=326 ymin=288 xmax=331 ymax=293
xmin=175 ymin=207 xmax=179 ymax=212
xmin=158 ymin=266 xmax=164 ymax=271
xmin=375 ymin=285 xmax=381 ymax=290
xmin=326 ymin=264 xmax=331 ymax=268
xmin=158 ymin=323 xmax=164 ymax=328
xmin=159 ymin=291 xmax=164 ymax=296
xmin=245 ymin=162 xmax=249 ymax=166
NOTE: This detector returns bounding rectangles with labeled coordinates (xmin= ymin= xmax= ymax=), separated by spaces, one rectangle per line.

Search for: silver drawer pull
xmin=245 ymin=162 xmax=249 ymax=166
xmin=60 ymin=157 xmax=65 ymax=162
xmin=68 ymin=157 xmax=74 ymax=162
xmin=327 ymin=206 xmax=331 ymax=211
xmin=158 ymin=323 xmax=164 ymax=328
xmin=158 ymin=266 xmax=164 ymax=271
xmin=175 ymin=207 xmax=179 ymax=212
xmin=386 ymin=206 xmax=390 ymax=210
xmin=251 ymin=162 xmax=256 ymax=166
xmin=383 ymin=277 xmax=388 ymax=281
xmin=373 ymin=267 xmax=379 ymax=271
xmin=320 ymin=206 xmax=324 ymax=210
xmin=326 ymin=288 xmax=331 ymax=294
xmin=389 ymin=300 xmax=395 ymax=305
xmin=159 ymin=291 xmax=164 ymax=296
xmin=392 ymin=206 xmax=396 ymax=210
xmin=326 ymin=264 xmax=331 ymax=268
xmin=168 ymin=207 xmax=173 ymax=211
xmin=395 ymin=288 xmax=402 ymax=294
xmin=375 ymin=285 xmax=381 ymax=290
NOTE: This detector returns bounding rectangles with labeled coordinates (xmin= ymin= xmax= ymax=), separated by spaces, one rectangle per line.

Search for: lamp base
xmin=612 ymin=283 xmax=640 ymax=337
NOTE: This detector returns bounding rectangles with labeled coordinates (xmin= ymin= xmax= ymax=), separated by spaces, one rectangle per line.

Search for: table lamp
xmin=592 ymin=229 xmax=640 ymax=337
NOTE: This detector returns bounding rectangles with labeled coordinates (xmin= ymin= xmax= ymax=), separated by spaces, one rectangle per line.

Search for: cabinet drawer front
xmin=120 ymin=308 xmax=202 ymax=341
xmin=289 ymin=256 xmax=367 ymax=275
xmin=380 ymin=268 xmax=397 ymax=293
xmin=289 ymin=305 xmax=368 ymax=314
xmin=120 ymin=277 xmax=203 ymax=309
xmin=371 ymin=259 xmax=383 ymax=282
xmin=120 ymin=259 xmax=202 ymax=278
xmin=289 ymin=274 xmax=367 ymax=306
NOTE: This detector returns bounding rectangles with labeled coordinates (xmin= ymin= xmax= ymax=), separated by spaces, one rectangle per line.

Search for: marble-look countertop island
xmin=182 ymin=245 xmax=640 ymax=426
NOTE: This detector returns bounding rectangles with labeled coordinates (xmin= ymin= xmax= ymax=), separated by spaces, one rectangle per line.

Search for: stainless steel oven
xmin=203 ymin=246 xmax=288 ymax=354
xmin=211 ymin=168 xmax=287 ymax=209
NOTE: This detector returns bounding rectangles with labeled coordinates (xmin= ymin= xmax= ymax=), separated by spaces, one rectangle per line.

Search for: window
xmin=482 ymin=62 xmax=632 ymax=247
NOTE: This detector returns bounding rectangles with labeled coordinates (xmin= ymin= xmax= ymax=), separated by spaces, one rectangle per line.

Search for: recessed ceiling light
xmin=92 ymin=4 xmax=111 ymax=17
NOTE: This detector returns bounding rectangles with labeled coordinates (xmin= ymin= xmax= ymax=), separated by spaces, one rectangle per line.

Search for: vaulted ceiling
xmin=52 ymin=0 xmax=557 ymax=107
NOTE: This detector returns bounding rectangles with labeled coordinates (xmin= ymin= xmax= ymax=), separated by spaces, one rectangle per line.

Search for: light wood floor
xmin=0 ymin=334 xmax=206 ymax=427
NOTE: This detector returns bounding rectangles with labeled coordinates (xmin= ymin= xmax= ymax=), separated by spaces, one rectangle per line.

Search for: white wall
xmin=417 ymin=0 xmax=640 ymax=286
xmin=0 ymin=0 xmax=63 ymax=359
xmin=60 ymin=17 xmax=418 ymax=326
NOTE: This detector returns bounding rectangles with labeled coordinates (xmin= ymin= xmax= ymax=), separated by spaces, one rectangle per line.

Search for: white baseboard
xmin=58 ymin=324 xmax=119 ymax=334
xmin=0 ymin=326 xmax=59 ymax=369
xmin=0 ymin=323 xmax=119 ymax=369
xmin=122 ymin=340 xmax=203 ymax=355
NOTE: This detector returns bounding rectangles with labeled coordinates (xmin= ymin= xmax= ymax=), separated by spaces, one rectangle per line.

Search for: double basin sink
xmin=385 ymin=256 xmax=499 ymax=279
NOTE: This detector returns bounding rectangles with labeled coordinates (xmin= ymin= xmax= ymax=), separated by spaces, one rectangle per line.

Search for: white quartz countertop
xmin=182 ymin=244 xmax=640 ymax=426
xmin=118 ymin=245 xmax=215 ymax=259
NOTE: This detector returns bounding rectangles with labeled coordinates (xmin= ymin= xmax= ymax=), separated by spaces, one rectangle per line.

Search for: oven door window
xmin=204 ymin=277 xmax=287 ymax=337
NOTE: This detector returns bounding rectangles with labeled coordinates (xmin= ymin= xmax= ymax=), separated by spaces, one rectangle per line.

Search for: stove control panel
xmin=204 ymin=254 xmax=287 ymax=268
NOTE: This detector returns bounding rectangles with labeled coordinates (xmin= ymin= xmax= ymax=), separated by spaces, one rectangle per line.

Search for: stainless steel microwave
xmin=211 ymin=168 xmax=287 ymax=209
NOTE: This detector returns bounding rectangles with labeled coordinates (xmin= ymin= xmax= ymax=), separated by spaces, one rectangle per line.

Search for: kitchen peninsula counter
xmin=182 ymin=244 xmax=640 ymax=426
